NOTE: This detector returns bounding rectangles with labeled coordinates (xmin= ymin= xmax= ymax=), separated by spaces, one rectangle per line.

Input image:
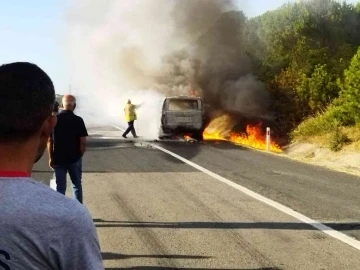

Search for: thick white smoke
xmin=63 ymin=0 xmax=268 ymax=139
xmin=64 ymin=0 xmax=179 ymax=139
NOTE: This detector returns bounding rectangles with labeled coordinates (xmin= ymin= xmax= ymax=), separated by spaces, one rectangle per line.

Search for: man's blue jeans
xmin=54 ymin=159 xmax=83 ymax=204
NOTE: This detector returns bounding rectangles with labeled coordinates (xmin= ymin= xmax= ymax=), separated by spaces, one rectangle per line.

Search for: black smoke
xmin=152 ymin=8 xmax=270 ymax=117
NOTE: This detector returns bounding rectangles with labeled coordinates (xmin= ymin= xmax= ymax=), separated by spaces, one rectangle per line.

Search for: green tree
xmin=245 ymin=0 xmax=360 ymax=132
xmin=336 ymin=47 xmax=360 ymax=124
xmin=297 ymin=64 xmax=338 ymax=112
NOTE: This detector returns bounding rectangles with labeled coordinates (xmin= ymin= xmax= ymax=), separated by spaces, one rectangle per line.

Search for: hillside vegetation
xmin=243 ymin=0 xmax=360 ymax=151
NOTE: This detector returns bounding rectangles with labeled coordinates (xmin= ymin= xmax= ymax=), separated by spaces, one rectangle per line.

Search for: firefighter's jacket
xmin=124 ymin=103 xmax=137 ymax=122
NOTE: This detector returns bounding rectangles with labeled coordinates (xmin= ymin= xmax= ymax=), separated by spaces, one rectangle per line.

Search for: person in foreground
xmin=0 ymin=62 xmax=104 ymax=270
xmin=48 ymin=94 xmax=88 ymax=203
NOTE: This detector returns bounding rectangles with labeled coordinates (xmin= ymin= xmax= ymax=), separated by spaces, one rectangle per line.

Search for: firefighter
xmin=122 ymin=99 xmax=141 ymax=138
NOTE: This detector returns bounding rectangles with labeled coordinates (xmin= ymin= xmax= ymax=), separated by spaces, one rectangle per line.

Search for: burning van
xmin=159 ymin=96 xmax=205 ymax=140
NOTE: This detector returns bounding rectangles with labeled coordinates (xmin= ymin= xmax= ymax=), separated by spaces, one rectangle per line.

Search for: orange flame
xmin=184 ymin=135 xmax=192 ymax=141
xmin=203 ymin=120 xmax=282 ymax=152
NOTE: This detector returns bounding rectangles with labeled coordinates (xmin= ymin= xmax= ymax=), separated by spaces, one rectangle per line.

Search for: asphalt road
xmin=32 ymin=125 xmax=360 ymax=270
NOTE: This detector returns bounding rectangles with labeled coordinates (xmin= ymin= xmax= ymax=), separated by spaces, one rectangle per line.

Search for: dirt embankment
xmin=281 ymin=142 xmax=360 ymax=176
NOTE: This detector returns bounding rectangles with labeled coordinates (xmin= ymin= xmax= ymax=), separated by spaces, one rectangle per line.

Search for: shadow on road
xmin=158 ymin=140 xmax=248 ymax=163
xmin=202 ymin=140 xmax=249 ymax=151
xmin=93 ymin=219 xmax=360 ymax=231
xmin=104 ymin=267 xmax=281 ymax=270
xmin=86 ymin=138 xmax=137 ymax=151
xmin=102 ymin=252 xmax=210 ymax=260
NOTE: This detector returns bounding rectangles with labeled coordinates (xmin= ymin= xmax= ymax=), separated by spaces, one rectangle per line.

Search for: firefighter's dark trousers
xmin=123 ymin=120 xmax=137 ymax=137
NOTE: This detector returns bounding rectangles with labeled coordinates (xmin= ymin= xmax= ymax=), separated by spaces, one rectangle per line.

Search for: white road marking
xmin=111 ymin=124 xmax=125 ymax=130
xmin=111 ymin=125 xmax=360 ymax=251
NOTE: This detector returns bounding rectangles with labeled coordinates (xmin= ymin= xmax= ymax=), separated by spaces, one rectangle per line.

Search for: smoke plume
xmin=63 ymin=0 xmax=269 ymax=138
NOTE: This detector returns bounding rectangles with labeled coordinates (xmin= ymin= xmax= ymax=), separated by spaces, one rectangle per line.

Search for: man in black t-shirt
xmin=47 ymin=95 xmax=88 ymax=203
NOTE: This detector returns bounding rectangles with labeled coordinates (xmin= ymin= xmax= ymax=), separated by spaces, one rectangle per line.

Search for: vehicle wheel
xmin=193 ymin=131 xmax=203 ymax=141
xmin=158 ymin=127 xmax=165 ymax=140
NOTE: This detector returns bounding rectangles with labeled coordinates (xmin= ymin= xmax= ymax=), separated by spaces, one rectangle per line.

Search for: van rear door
xmin=162 ymin=98 xmax=203 ymax=130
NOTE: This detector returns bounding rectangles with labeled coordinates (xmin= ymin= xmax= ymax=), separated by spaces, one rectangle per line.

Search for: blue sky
xmin=0 ymin=0 xmax=358 ymax=93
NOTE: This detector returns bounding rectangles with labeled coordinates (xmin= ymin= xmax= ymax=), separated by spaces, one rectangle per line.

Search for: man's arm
xmin=78 ymin=118 xmax=88 ymax=156
xmin=47 ymin=134 xmax=54 ymax=168
xmin=80 ymin=137 xmax=87 ymax=156
xmin=134 ymin=102 xmax=143 ymax=109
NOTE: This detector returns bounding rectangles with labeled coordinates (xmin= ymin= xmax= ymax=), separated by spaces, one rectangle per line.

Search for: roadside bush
xmin=291 ymin=108 xmax=337 ymax=138
xmin=291 ymin=103 xmax=354 ymax=138
xmin=329 ymin=124 xmax=351 ymax=152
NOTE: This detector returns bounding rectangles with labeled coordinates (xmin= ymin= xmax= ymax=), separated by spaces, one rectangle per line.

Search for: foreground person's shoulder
xmin=27 ymin=179 xmax=94 ymax=225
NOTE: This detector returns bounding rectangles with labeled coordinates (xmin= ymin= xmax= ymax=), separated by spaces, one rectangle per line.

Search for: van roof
xmin=165 ymin=95 xmax=202 ymax=100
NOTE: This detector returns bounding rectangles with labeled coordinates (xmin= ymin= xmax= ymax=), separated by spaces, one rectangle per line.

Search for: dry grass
xmin=342 ymin=126 xmax=360 ymax=151
xmin=294 ymin=126 xmax=360 ymax=152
